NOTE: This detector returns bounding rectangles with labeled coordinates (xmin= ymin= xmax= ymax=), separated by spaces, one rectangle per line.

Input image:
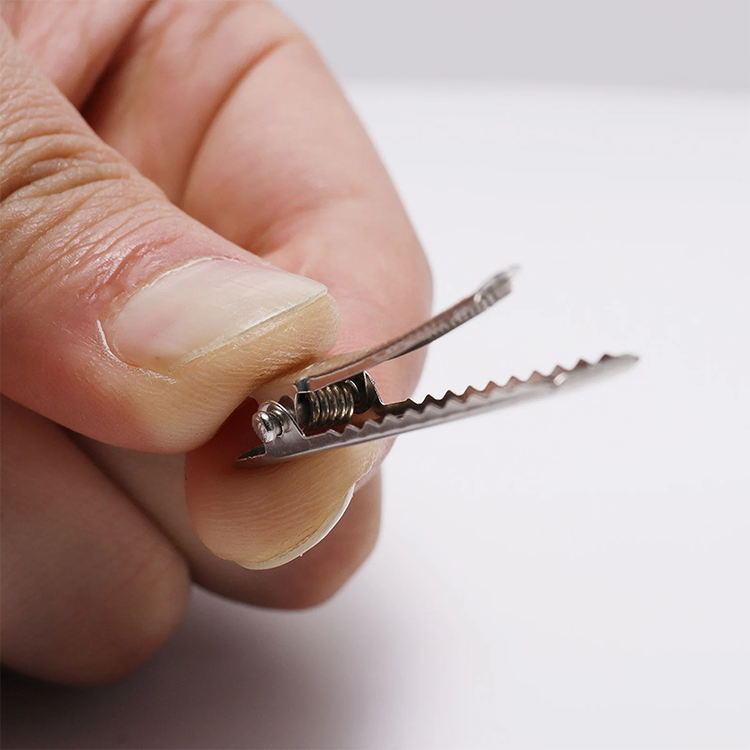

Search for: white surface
xmin=3 ymin=84 xmax=749 ymax=749
xmin=276 ymin=0 xmax=750 ymax=92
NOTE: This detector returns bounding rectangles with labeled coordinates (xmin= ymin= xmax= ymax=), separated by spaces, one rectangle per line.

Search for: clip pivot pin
xmin=235 ymin=268 xmax=637 ymax=465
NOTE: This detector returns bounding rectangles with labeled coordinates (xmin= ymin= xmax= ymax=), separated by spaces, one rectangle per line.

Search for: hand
xmin=0 ymin=0 xmax=431 ymax=684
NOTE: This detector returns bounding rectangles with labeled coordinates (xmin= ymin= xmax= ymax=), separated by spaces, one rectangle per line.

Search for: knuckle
xmin=1 ymin=137 xmax=132 ymax=257
xmin=0 ymin=141 xmax=167 ymax=316
xmin=0 ymin=27 xmax=131 ymax=208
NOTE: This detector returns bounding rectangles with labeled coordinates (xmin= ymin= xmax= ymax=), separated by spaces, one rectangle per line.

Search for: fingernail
xmin=104 ymin=258 xmax=327 ymax=372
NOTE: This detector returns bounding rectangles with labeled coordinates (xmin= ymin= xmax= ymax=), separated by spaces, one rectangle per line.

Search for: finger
xmin=80 ymin=1 xmax=432 ymax=390
xmin=0 ymin=22 xmax=339 ymax=453
xmin=74 ymin=436 xmax=382 ymax=608
xmin=0 ymin=398 xmax=190 ymax=684
xmin=219 ymin=471 xmax=383 ymax=608
xmin=73 ymin=1 xmax=430 ymax=567
xmin=1 ymin=0 xmax=150 ymax=107
xmin=185 ymin=401 xmax=383 ymax=569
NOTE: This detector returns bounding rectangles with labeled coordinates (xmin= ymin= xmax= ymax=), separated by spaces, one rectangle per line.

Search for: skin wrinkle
xmin=0 ymin=128 xmax=99 ymax=205
xmin=42 ymin=200 xmax=170 ymax=298
xmin=69 ymin=211 xmax=175 ymax=305
xmin=0 ymin=94 xmax=147 ymax=289
xmin=0 ymin=110 xmax=88 ymax=152
xmin=1 ymin=188 xmax=166 ymax=309
xmin=0 ymin=195 xmax=115 ymax=310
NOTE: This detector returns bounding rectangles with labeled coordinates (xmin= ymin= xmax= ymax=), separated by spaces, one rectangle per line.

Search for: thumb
xmin=0 ymin=24 xmax=338 ymax=452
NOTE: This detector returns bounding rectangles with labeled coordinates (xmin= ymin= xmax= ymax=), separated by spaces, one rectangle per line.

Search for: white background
xmin=276 ymin=0 xmax=749 ymax=92
xmin=3 ymin=2 xmax=749 ymax=749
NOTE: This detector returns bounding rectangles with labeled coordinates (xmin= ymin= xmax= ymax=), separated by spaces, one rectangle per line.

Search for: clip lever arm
xmin=295 ymin=268 xmax=517 ymax=392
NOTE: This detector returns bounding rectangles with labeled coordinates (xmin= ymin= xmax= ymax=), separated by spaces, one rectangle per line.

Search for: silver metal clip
xmin=234 ymin=268 xmax=637 ymax=465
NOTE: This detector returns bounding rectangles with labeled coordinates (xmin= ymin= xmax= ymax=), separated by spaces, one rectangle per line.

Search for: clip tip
xmin=475 ymin=265 xmax=520 ymax=302
xmin=294 ymin=375 xmax=311 ymax=392
xmin=233 ymin=445 xmax=266 ymax=466
xmin=505 ymin=264 xmax=522 ymax=277
xmin=491 ymin=265 xmax=521 ymax=285
xmin=604 ymin=352 xmax=640 ymax=367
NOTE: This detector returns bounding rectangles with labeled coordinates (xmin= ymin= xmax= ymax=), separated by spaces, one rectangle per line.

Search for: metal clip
xmin=234 ymin=268 xmax=637 ymax=465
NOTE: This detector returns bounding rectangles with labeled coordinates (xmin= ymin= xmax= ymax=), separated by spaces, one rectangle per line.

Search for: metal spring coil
xmin=301 ymin=380 xmax=359 ymax=430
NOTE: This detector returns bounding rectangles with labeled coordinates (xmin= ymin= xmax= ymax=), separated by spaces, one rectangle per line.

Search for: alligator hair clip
xmin=234 ymin=267 xmax=637 ymax=466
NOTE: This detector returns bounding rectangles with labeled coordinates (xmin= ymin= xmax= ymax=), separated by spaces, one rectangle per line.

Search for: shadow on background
xmin=1 ymin=587 xmax=389 ymax=749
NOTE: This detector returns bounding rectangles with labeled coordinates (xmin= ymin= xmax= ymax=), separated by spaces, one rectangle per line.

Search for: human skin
xmin=0 ymin=0 xmax=431 ymax=685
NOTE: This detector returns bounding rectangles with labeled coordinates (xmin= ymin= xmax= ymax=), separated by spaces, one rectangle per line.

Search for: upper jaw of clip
xmin=234 ymin=268 xmax=637 ymax=466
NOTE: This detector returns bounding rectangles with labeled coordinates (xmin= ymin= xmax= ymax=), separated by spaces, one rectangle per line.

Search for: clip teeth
xmin=236 ymin=263 xmax=639 ymax=464
xmin=313 ymin=353 xmax=637 ymax=447
xmin=235 ymin=353 xmax=638 ymax=464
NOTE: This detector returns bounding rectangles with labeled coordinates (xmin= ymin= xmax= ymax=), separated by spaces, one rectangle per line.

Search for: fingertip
xmin=184 ymin=403 xmax=382 ymax=569
xmin=250 ymin=472 xmax=383 ymax=609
